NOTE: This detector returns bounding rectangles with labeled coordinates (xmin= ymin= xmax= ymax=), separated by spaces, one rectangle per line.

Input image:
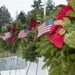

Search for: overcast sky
xmin=0 ymin=0 xmax=67 ymax=20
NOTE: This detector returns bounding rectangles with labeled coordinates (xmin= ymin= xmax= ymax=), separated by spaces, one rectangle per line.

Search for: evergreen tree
xmin=0 ymin=5 xmax=12 ymax=29
xmin=46 ymin=0 xmax=55 ymax=14
xmin=17 ymin=11 xmax=26 ymax=24
xmin=32 ymin=0 xmax=43 ymax=9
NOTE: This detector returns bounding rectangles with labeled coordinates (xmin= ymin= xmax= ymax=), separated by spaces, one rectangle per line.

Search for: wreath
xmin=0 ymin=0 xmax=75 ymax=75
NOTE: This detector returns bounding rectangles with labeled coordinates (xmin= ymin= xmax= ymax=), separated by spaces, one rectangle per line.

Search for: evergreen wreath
xmin=0 ymin=0 xmax=75 ymax=75
xmin=36 ymin=0 xmax=75 ymax=75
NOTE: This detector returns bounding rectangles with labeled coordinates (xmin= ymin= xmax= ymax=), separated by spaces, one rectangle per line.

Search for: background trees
xmin=17 ymin=11 xmax=26 ymax=24
xmin=32 ymin=0 xmax=43 ymax=9
xmin=46 ymin=0 xmax=55 ymax=14
xmin=0 ymin=5 xmax=12 ymax=29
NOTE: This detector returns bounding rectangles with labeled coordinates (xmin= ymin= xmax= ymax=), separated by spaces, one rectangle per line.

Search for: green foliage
xmin=0 ymin=19 xmax=25 ymax=54
xmin=68 ymin=0 xmax=75 ymax=11
xmin=0 ymin=0 xmax=75 ymax=75
xmin=22 ymin=27 xmax=40 ymax=62
xmin=53 ymin=17 xmax=71 ymax=27
xmin=21 ymin=1 xmax=75 ymax=74
xmin=64 ymin=31 xmax=75 ymax=49
xmin=46 ymin=0 xmax=55 ymax=14
xmin=66 ymin=11 xmax=75 ymax=17
xmin=36 ymin=34 xmax=75 ymax=75
xmin=17 ymin=11 xmax=26 ymax=24
xmin=35 ymin=1 xmax=75 ymax=75
xmin=36 ymin=9 xmax=43 ymax=23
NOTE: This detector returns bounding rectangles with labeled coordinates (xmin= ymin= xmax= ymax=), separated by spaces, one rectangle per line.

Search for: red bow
xmin=8 ymin=23 xmax=17 ymax=46
xmin=8 ymin=27 xmax=11 ymax=32
xmin=48 ymin=5 xmax=73 ymax=48
xmin=9 ymin=34 xmax=16 ymax=46
xmin=12 ymin=23 xmax=17 ymax=33
xmin=48 ymin=25 xmax=65 ymax=48
xmin=56 ymin=5 xmax=73 ymax=20
xmin=28 ymin=18 xmax=37 ymax=31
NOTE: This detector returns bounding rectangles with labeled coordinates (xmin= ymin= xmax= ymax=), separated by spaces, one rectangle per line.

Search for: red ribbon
xmin=12 ymin=23 xmax=17 ymax=33
xmin=56 ymin=5 xmax=73 ymax=20
xmin=28 ymin=18 xmax=37 ymax=31
xmin=8 ymin=27 xmax=11 ymax=32
xmin=48 ymin=5 xmax=73 ymax=48
xmin=9 ymin=34 xmax=16 ymax=46
xmin=8 ymin=23 xmax=17 ymax=46
xmin=48 ymin=25 xmax=65 ymax=48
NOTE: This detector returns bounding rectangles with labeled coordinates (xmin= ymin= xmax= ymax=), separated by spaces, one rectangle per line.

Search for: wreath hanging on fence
xmin=0 ymin=0 xmax=75 ymax=75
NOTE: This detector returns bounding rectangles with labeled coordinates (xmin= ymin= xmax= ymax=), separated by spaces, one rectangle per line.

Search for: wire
xmin=17 ymin=48 xmax=21 ymax=75
xmin=9 ymin=54 xmax=14 ymax=75
xmin=46 ymin=67 xmax=49 ymax=75
xmin=15 ymin=56 xmax=17 ymax=75
xmin=35 ymin=58 xmax=39 ymax=75
xmin=9 ymin=52 xmax=17 ymax=75
xmin=24 ymin=59 xmax=27 ymax=75
xmin=15 ymin=48 xmax=21 ymax=75
xmin=2 ymin=52 xmax=6 ymax=71
xmin=16 ymin=56 xmax=21 ymax=75
xmin=25 ymin=62 xmax=31 ymax=75
xmin=9 ymin=57 xmax=12 ymax=75
xmin=0 ymin=67 xmax=1 ymax=75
